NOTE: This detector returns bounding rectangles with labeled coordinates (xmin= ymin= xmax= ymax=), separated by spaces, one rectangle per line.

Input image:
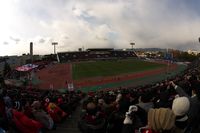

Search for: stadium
xmin=31 ymin=48 xmax=183 ymax=93
xmin=1 ymin=1 xmax=200 ymax=133
xmin=3 ymin=48 xmax=184 ymax=92
xmin=0 ymin=46 xmax=193 ymax=133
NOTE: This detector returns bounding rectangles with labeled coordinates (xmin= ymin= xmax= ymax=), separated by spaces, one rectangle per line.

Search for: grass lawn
xmin=72 ymin=59 xmax=166 ymax=80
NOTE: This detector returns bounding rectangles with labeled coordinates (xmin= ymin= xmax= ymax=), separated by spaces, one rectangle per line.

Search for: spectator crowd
xmin=78 ymin=59 xmax=200 ymax=133
xmin=0 ymin=83 xmax=84 ymax=133
xmin=1 ymin=59 xmax=200 ymax=133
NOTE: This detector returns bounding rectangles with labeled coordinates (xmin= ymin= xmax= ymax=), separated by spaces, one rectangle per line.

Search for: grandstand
xmin=57 ymin=48 xmax=137 ymax=62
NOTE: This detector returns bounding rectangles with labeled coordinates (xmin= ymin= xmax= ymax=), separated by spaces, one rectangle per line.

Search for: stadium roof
xmin=86 ymin=48 xmax=114 ymax=51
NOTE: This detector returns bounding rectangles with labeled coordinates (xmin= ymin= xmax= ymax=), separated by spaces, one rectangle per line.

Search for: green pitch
xmin=72 ymin=59 xmax=166 ymax=80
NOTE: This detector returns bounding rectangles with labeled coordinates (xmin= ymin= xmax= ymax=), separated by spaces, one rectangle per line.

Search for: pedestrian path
xmin=49 ymin=98 xmax=86 ymax=133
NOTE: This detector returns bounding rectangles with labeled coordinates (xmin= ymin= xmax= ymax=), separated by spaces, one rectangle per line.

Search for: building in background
xmin=187 ymin=50 xmax=200 ymax=55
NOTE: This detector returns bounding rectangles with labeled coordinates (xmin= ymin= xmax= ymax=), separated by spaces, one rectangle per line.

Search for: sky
xmin=1 ymin=0 xmax=200 ymax=56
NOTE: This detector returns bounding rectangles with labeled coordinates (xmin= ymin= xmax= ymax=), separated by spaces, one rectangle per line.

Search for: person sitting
xmin=107 ymin=97 xmax=129 ymax=133
xmin=12 ymin=109 xmax=43 ymax=133
xmin=31 ymin=101 xmax=54 ymax=130
xmin=78 ymin=102 xmax=106 ymax=133
xmin=141 ymin=108 xmax=176 ymax=133
xmin=172 ymin=96 xmax=190 ymax=132
xmin=170 ymin=80 xmax=200 ymax=133
xmin=122 ymin=105 xmax=143 ymax=133
xmin=46 ymin=102 xmax=67 ymax=123
xmin=135 ymin=92 xmax=154 ymax=126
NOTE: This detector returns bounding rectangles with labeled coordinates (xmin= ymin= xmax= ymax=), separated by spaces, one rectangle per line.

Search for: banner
xmin=68 ymin=83 xmax=74 ymax=92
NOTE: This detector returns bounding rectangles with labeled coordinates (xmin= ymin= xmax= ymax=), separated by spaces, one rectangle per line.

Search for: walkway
xmin=48 ymin=98 xmax=85 ymax=133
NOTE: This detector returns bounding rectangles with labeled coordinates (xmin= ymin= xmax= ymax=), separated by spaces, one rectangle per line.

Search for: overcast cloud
xmin=0 ymin=0 xmax=200 ymax=56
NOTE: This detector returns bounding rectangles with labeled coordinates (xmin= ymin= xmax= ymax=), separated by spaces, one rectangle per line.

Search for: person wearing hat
xmin=170 ymin=81 xmax=200 ymax=132
xmin=123 ymin=108 xmax=177 ymax=133
xmin=172 ymin=96 xmax=190 ymax=132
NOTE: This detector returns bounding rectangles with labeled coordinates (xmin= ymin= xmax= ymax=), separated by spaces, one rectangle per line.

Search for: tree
xmin=3 ymin=61 xmax=11 ymax=77
xmin=0 ymin=75 xmax=5 ymax=88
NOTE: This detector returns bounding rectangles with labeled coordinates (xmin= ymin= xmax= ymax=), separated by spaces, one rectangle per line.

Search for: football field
xmin=72 ymin=59 xmax=166 ymax=80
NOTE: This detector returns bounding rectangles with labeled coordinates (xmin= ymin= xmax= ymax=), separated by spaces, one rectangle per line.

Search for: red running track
xmin=36 ymin=63 xmax=72 ymax=90
xmin=35 ymin=62 xmax=177 ymax=90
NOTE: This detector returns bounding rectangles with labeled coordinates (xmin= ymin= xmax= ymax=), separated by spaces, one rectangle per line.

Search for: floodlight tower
xmin=199 ymin=37 xmax=200 ymax=46
xmin=52 ymin=42 xmax=58 ymax=54
xmin=30 ymin=42 xmax=33 ymax=63
xmin=130 ymin=42 xmax=135 ymax=51
xmin=198 ymin=37 xmax=200 ymax=57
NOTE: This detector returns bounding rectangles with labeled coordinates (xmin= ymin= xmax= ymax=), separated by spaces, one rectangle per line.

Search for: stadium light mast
xmin=198 ymin=37 xmax=200 ymax=50
xmin=52 ymin=42 xmax=58 ymax=54
xmin=198 ymin=37 xmax=200 ymax=56
xmin=30 ymin=42 xmax=33 ymax=63
xmin=130 ymin=42 xmax=135 ymax=51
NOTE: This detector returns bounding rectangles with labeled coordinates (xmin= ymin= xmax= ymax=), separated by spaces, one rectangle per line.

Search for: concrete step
xmin=48 ymin=127 xmax=80 ymax=133
xmin=47 ymin=97 xmax=87 ymax=133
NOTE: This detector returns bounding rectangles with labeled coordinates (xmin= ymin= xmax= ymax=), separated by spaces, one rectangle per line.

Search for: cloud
xmin=36 ymin=38 xmax=45 ymax=44
xmin=3 ymin=41 xmax=9 ymax=45
xmin=9 ymin=36 xmax=20 ymax=44
xmin=62 ymin=35 xmax=69 ymax=40
xmin=1 ymin=0 xmax=200 ymax=55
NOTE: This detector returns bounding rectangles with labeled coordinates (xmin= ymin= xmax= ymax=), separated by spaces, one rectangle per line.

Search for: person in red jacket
xmin=47 ymin=102 xmax=67 ymax=123
xmin=12 ymin=109 xmax=43 ymax=133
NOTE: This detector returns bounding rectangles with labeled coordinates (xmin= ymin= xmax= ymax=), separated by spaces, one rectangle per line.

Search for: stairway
xmin=48 ymin=99 xmax=85 ymax=133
